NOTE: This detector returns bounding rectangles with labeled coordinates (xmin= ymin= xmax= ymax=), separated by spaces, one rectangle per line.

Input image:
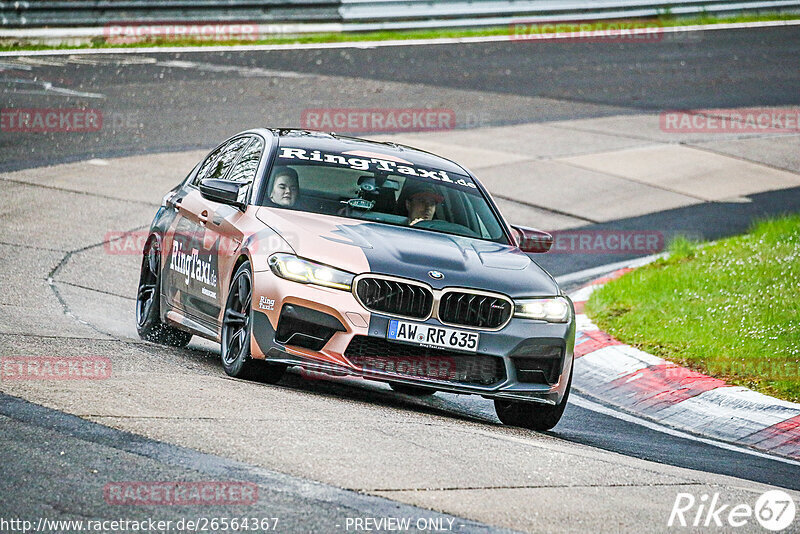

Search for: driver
xmin=268 ymin=166 xmax=299 ymax=207
xmin=404 ymin=183 xmax=444 ymax=226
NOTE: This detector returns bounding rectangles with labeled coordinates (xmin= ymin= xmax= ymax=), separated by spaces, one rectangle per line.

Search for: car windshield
xmin=258 ymin=145 xmax=509 ymax=243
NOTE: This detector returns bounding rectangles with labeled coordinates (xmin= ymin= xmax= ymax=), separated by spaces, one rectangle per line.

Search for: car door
xmin=206 ymin=136 xmax=266 ymax=323
xmin=163 ymin=136 xmax=252 ymax=327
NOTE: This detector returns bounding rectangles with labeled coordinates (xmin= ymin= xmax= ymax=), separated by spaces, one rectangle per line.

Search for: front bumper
xmin=250 ymin=273 xmax=575 ymax=405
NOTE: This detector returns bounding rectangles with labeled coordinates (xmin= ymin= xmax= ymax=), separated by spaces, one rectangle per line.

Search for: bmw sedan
xmin=136 ymin=128 xmax=575 ymax=430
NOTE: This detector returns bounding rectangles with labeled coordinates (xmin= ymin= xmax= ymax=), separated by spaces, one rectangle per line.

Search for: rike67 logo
xmin=669 ymin=490 xmax=796 ymax=531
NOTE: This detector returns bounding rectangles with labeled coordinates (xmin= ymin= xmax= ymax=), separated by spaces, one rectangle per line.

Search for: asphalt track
xmin=1 ymin=25 xmax=800 ymax=533
xmin=3 ymin=25 xmax=799 ymax=171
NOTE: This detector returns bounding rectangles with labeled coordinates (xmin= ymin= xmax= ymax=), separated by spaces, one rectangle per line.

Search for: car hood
xmin=256 ymin=208 xmax=559 ymax=297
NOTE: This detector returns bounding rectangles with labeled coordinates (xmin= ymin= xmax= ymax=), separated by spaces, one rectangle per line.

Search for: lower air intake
xmin=344 ymin=335 xmax=505 ymax=386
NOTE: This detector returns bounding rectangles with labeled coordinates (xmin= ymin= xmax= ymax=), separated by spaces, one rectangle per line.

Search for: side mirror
xmin=199 ymin=179 xmax=246 ymax=210
xmin=510 ymin=225 xmax=553 ymax=253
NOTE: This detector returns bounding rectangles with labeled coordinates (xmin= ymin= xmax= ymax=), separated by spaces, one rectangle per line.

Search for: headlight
xmin=514 ymin=297 xmax=571 ymax=323
xmin=268 ymin=253 xmax=354 ymax=291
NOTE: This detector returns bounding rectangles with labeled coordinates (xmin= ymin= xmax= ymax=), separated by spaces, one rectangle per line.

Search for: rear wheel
xmin=221 ymin=261 xmax=286 ymax=383
xmin=136 ymin=238 xmax=192 ymax=347
xmin=494 ymin=369 xmax=572 ymax=431
xmin=389 ymin=382 xmax=437 ymax=396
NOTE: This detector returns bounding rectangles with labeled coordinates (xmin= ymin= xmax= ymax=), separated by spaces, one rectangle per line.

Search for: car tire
xmin=493 ymin=368 xmax=572 ymax=431
xmin=221 ymin=261 xmax=286 ymax=383
xmin=136 ymin=238 xmax=192 ymax=348
xmin=389 ymin=382 xmax=437 ymax=396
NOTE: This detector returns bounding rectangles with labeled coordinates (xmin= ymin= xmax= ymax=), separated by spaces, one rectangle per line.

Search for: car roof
xmin=266 ymin=128 xmax=471 ymax=176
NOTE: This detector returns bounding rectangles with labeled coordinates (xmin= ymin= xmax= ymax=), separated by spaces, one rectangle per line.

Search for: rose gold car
xmin=136 ymin=129 xmax=575 ymax=430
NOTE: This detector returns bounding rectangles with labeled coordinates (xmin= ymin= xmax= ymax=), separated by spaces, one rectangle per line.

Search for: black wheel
xmin=136 ymin=238 xmax=192 ymax=347
xmin=221 ymin=261 xmax=286 ymax=383
xmin=494 ymin=368 xmax=572 ymax=431
xmin=389 ymin=382 xmax=437 ymax=396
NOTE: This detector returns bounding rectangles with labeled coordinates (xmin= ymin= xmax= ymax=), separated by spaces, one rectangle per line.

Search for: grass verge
xmin=1 ymin=12 xmax=799 ymax=52
xmin=585 ymin=215 xmax=800 ymax=402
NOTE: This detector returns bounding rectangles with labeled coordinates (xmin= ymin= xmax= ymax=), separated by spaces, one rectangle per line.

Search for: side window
xmin=226 ymin=138 xmax=264 ymax=184
xmin=193 ymin=144 xmax=226 ymax=186
xmin=204 ymin=137 xmax=251 ymax=181
xmin=227 ymin=138 xmax=264 ymax=204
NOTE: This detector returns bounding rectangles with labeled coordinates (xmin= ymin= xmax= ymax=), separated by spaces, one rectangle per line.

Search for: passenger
xmin=268 ymin=166 xmax=299 ymax=207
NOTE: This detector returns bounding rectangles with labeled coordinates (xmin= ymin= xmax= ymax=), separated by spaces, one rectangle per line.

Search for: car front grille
xmin=344 ymin=335 xmax=505 ymax=386
xmin=438 ymin=291 xmax=512 ymax=329
xmin=355 ymin=277 xmax=433 ymax=319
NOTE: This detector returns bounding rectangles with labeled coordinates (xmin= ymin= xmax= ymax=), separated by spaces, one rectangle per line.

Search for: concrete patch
xmin=475 ymin=159 xmax=701 ymax=222
xmin=368 ymin=135 xmax=531 ymax=170
xmin=548 ymin=113 xmax=786 ymax=144
xmin=692 ymin=134 xmax=800 ymax=174
xmin=2 ymin=150 xmax=206 ymax=205
xmin=382 ymin=123 xmax=648 ymax=160
xmin=559 ymin=145 xmax=800 ymax=201
xmin=491 ymin=197 xmax=586 ymax=231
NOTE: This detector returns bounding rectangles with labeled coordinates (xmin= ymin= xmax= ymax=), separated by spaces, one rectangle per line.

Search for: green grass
xmin=2 ymin=12 xmax=799 ymax=52
xmin=585 ymin=215 xmax=800 ymax=402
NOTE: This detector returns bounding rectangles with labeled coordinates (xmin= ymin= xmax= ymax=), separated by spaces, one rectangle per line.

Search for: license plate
xmin=387 ymin=320 xmax=479 ymax=353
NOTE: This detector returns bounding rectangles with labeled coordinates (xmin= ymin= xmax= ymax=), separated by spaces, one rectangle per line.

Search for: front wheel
xmin=221 ymin=261 xmax=286 ymax=383
xmin=136 ymin=238 xmax=192 ymax=347
xmin=494 ymin=369 xmax=572 ymax=431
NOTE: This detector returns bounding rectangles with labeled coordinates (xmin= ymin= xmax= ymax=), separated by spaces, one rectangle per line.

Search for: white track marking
xmin=1 ymin=19 xmax=799 ymax=57
xmin=0 ymin=60 xmax=33 ymax=71
xmin=14 ymin=56 xmax=70 ymax=67
xmin=1 ymin=78 xmax=105 ymax=98
xmin=66 ymin=54 xmax=158 ymax=66
xmin=570 ymin=393 xmax=800 ymax=467
xmin=156 ymin=59 xmax=310 ymax=78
